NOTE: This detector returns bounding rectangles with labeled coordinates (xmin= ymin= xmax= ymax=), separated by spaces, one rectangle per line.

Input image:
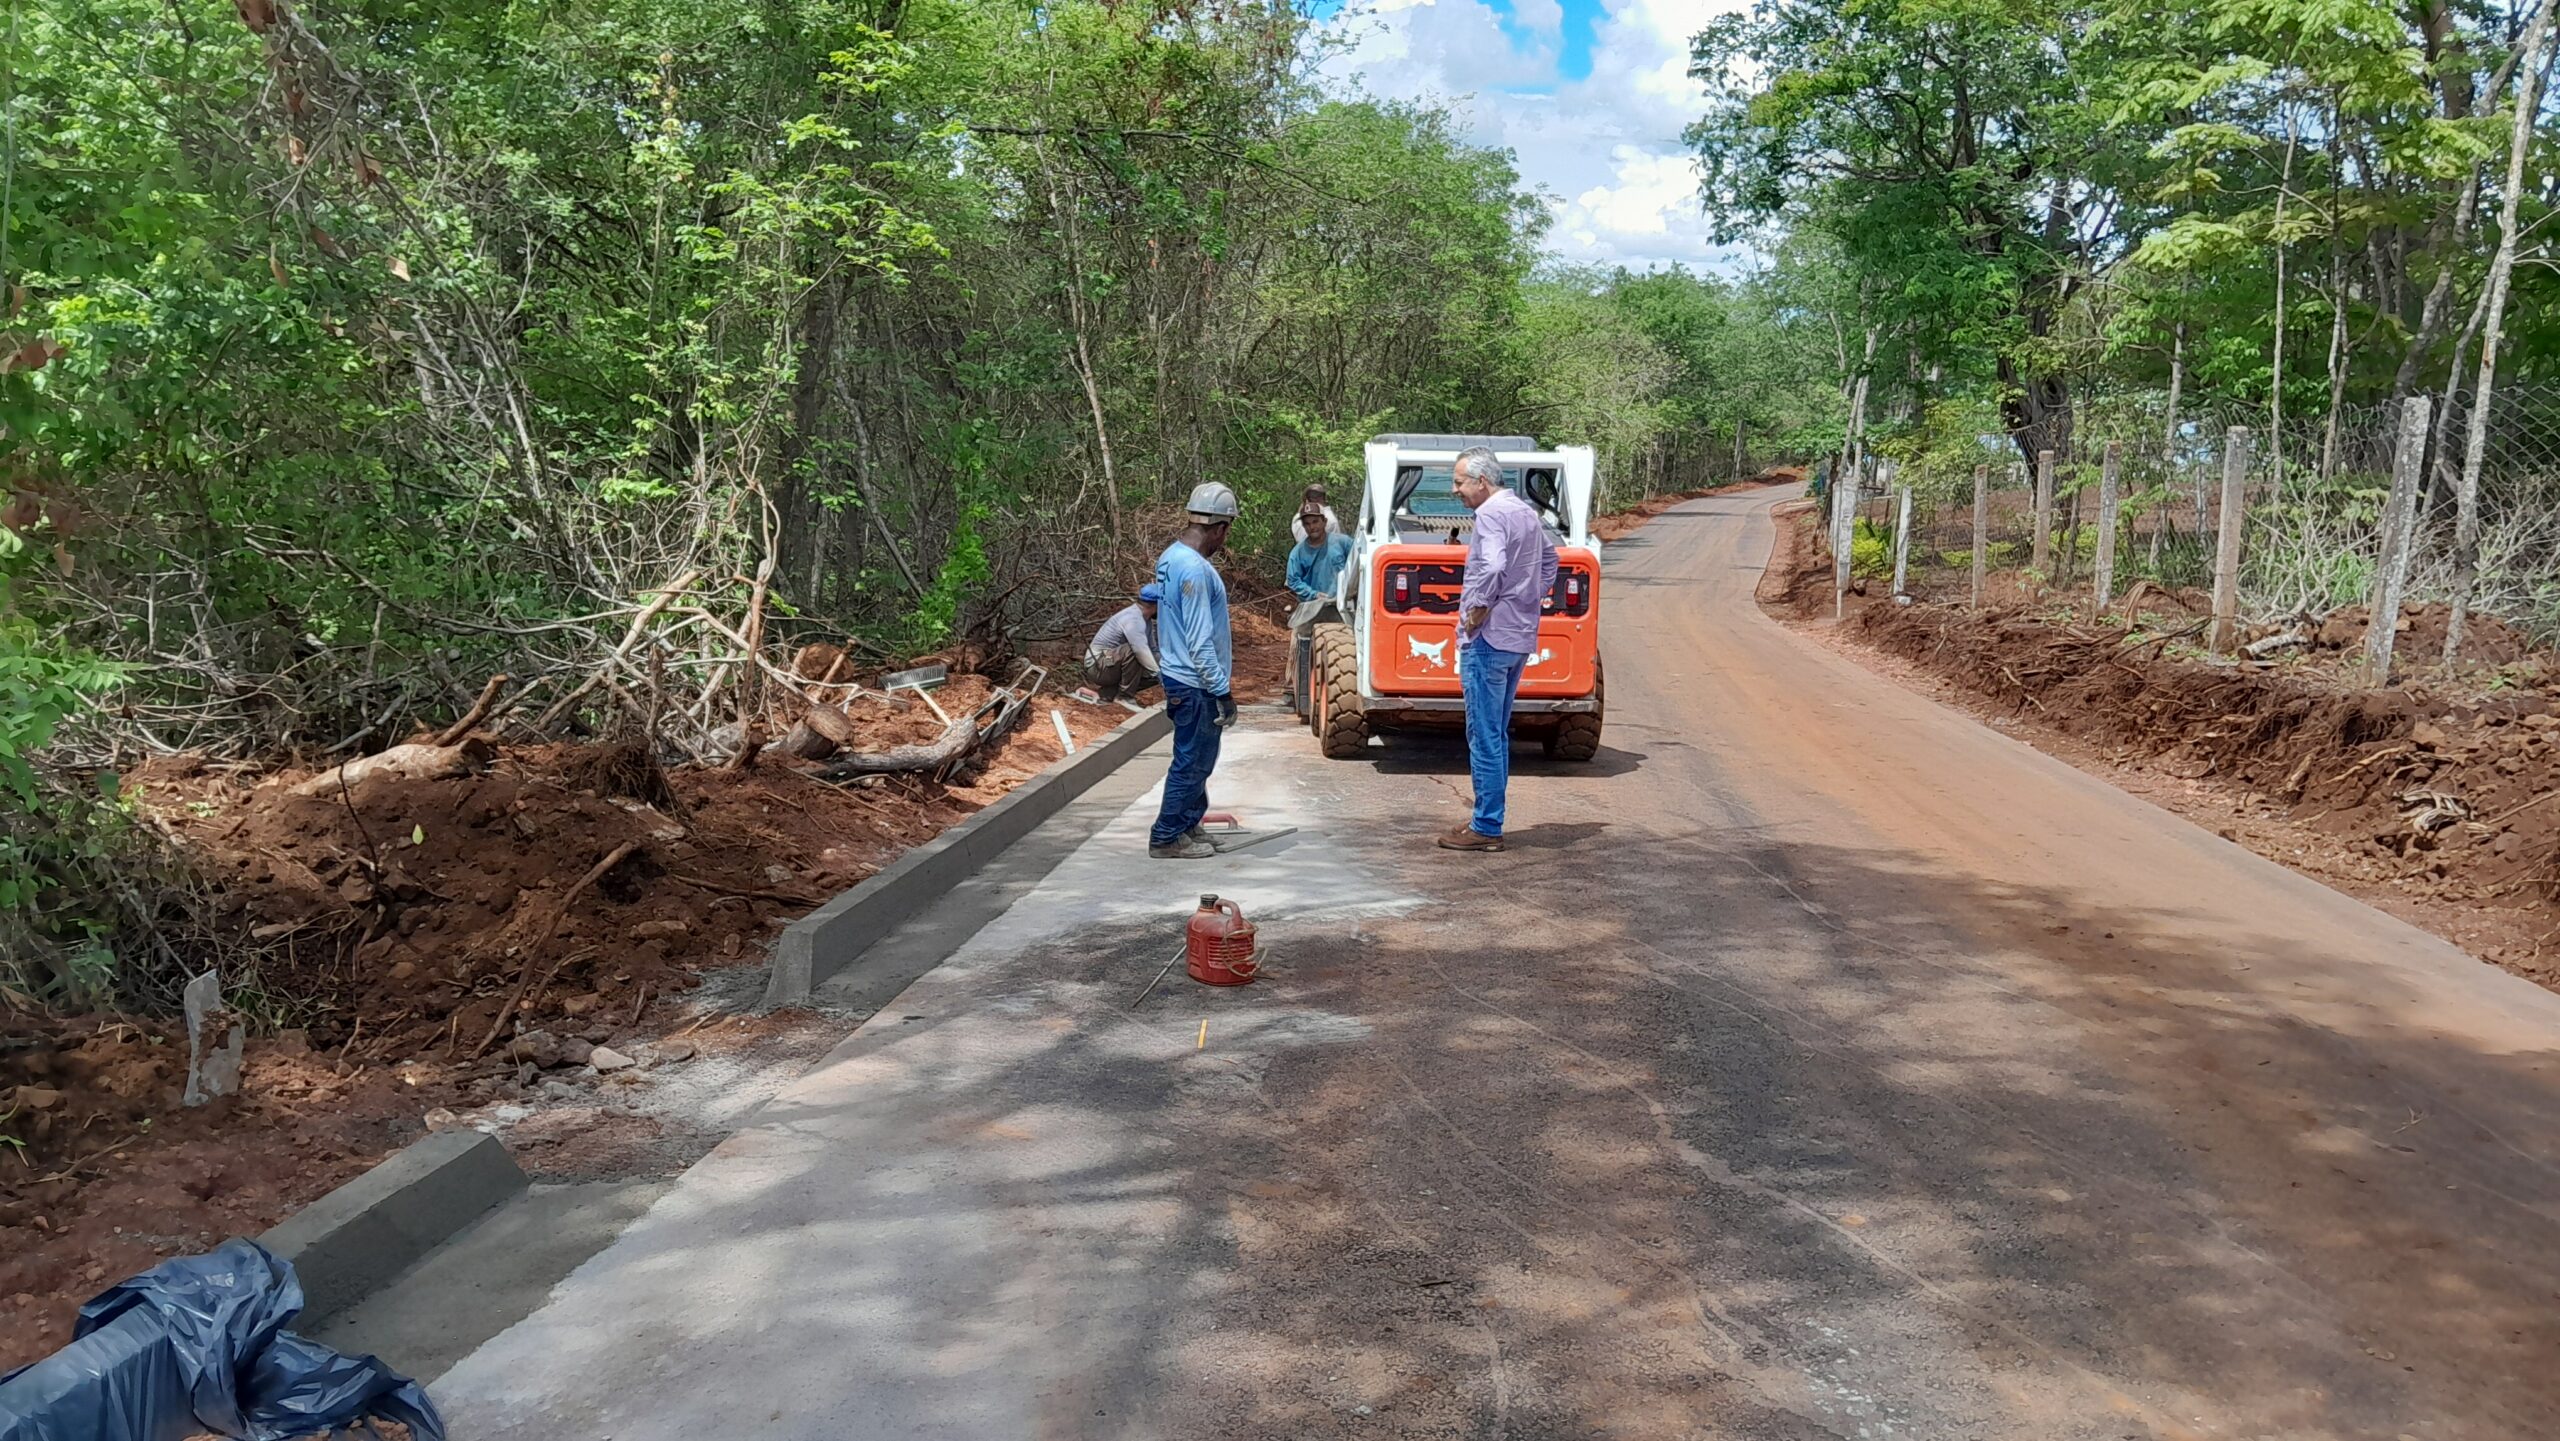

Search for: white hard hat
xmin=1184 ymin=481 xmax=1240 ymax=522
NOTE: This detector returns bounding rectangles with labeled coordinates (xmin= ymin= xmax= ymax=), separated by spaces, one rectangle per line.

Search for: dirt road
xmin=434 ymin=488 xmax=2560 ymax=1439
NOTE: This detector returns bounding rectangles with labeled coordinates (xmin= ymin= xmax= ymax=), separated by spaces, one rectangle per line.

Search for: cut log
xmin=289 ymin=737 xmax=494 ymax=797
xmin=769 ymin=720 xmax=838 ymax=761
xmin=810 ymin=717 xmax=980 ymax=781
xmin=802 ymin=703 xmax=860 ymax=749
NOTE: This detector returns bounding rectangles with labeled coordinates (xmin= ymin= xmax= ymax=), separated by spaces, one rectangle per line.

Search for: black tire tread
xmin=1549 ymin=659 xmax=1603 ymax=762
xmin=1316 ymin=623 xmax=1368 ymax=759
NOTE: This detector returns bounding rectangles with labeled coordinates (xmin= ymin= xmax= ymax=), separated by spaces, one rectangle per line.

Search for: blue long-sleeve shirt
xmin=1153 ymin=540 xmax=1231 ymax=693
xmin=1286 ymin=531 xmax=1354 ymax=602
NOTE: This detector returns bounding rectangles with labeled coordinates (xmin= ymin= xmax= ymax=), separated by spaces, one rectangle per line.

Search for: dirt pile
xmin=2306 ymin=601 xmax=2543 ymax=669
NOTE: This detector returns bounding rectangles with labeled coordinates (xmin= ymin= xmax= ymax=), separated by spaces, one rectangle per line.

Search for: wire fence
xmin=1841 ymin=382 xmax=2560 ymax=655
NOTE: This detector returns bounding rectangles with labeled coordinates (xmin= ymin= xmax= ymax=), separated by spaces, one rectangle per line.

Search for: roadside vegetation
xmin=1692 ymin=0 xmax=2560 ymax=641
xmin=0 ymin=0 xmax=1837 ymax=1011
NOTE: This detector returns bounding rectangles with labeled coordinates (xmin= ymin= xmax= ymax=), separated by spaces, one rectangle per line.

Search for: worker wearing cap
xmin=1150 ymin=481 xmax=1239 ymax=859
xmin=1290 ymin=483 xmax=1342 ymax=547
xmin=1076 ymin=584 xmax=1162 ymax=705
xmin=1285 ymin=504 xmax=1353 ymax=604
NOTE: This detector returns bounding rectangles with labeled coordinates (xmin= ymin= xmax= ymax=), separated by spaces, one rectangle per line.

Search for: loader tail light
xmin=1381 ymin=562 xmax=1462 ymax=614
xmin=1545 ymin=566 xmax=1592 ymax=617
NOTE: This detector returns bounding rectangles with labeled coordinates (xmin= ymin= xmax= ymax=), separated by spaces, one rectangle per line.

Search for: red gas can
xmin=1185 ymin=894 xmax=1258 ymax=986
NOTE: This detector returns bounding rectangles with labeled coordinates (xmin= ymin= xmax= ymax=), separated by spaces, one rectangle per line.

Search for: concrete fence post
xmin=2361 ymin=395 xmax=2433 ymax=684
xmin=1833 ymin=457 xmax=1861 ymax=619
xmin=2209 ymin=426 xmax=2252 ymax=655
xmin=2032 ymin=448 xmax=2057 ymax=579
xmin=2094 ymin=441 xmax=2122 ymax=611
xmin=1971 ymin=464 xmax=1990 ymax=607
xmin=1891 ymin=472 xmax=1914 ymax=603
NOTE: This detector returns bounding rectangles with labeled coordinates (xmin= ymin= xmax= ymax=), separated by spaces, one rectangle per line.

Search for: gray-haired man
xmin=1439 ymin=446 xmax=1556 ymax=853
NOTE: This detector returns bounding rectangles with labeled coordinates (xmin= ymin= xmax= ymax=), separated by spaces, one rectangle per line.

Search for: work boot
xmin=1150 ymin=836 xmax=1216 ymax=859
xmin=1435 ymin=825 xmax=1503 ymax=853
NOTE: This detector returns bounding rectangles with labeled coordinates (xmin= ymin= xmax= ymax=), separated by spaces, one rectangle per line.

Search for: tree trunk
xmin=2446 ymin=0 xmax=2557 ymax=663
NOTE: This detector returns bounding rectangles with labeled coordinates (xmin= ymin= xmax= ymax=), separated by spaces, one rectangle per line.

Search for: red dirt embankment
xmin=1 ymin=663 xmax=1131 ymax=1367
xmin=1755 ymin=502 xmax=2560 ymax=985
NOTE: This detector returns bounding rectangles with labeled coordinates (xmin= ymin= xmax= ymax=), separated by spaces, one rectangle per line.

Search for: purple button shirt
xmin=1459 ymin=487 xmax=1559 ymax=655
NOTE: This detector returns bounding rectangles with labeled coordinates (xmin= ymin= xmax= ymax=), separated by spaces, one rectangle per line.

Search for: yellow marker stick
xmin=1196 ymin=1020 xmax=1208 ymax=1050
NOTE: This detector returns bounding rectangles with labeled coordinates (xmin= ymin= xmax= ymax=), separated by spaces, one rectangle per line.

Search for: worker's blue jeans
xmin=1151 ymin=678 xmax=1223 ymax=847
xmin=1460 ymin=639 xmax=1529 ymax=837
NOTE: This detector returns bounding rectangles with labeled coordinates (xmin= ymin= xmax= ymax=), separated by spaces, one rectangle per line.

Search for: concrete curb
xmin=263 ymin=1129 xmax=528 ymax=1326
xmin=762 ymin=703 xmax=1174 ymax=1008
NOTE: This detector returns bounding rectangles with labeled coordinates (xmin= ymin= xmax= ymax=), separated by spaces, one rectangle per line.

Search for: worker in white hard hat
xmin=1149 ymin=481 xmax=1239 ymax=859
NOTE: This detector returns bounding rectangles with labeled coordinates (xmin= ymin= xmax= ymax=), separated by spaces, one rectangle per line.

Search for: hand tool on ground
xmin=882 ymin=663 xmax=952 ymax=724
xmin=1131 ymin=946 xmax=1186 ymax=1008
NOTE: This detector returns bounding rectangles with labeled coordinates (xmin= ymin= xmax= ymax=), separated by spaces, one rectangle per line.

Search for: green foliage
xmin=911 ymin=507 xmax=991 ymax=648
xmin=0 ymin=532 xmax=130 ymax=1001
xmin=1850 ymin=518 xmax=1893 ymax=579
xmin=1691 ymin=0 xmax=2559 ymax=464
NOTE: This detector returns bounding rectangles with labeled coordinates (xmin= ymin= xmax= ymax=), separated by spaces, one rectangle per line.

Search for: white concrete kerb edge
xmin=761 ymin=703 xmax=1175 ymax=1008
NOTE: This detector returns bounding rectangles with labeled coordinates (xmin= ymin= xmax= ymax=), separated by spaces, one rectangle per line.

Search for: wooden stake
xmin=2093 ymin=442 xmax=2122 ymax=611
xmin=2361 ymin=396 xmax=2433 ymax=685
xmin=2209 ymin=427 xmax=2252 ymax=655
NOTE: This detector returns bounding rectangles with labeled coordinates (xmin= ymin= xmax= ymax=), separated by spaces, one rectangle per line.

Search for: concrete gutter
xmin=264 ymin=1129 xmax=529 ymax=1326
xmin=762 ymin=703 xmax=1172 ymax=1008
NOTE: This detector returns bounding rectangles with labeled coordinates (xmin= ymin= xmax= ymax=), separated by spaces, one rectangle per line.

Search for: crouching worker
xmin=1076 ymin=583 xmax=1162 ymax=705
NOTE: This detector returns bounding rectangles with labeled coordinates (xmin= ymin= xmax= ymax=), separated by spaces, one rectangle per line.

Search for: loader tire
xmin=1314 ymin=624 xmax=1368 ymax=759
xmin=1544 ymin=659 xmax=1603 ymax=762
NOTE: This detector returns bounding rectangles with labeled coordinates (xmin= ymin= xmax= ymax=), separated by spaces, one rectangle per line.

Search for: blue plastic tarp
xmin=0 ymin=1239 xmax=443 ymax=1441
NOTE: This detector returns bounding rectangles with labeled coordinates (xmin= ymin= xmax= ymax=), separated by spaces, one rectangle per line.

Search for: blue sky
xmin=1310 ymin=0 xmax=1753 ymax=272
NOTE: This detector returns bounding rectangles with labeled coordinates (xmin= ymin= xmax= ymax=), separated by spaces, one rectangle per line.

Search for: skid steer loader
xmin=1294 ymin=434 xmax=1604 ymax=761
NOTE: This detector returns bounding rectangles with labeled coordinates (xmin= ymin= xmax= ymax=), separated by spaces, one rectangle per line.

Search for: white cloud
xmin=1315 ymin=0 xmax=1755 ymax=272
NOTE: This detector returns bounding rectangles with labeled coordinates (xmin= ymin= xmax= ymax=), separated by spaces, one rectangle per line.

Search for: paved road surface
xmin=436 ymin=489 xmax=2560 ymax=1440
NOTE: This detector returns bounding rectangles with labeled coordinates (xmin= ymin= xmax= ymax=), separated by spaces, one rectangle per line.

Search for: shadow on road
xmin=1355 ymin=734 xmax=1647 ymax=781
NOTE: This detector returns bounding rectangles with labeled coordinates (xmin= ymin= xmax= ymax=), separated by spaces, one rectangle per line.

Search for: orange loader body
xmin=1362 ymin=542 xmax=1602 ymax=699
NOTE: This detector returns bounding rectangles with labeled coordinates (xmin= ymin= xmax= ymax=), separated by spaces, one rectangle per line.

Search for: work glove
xmin=1213 ymin=692 xmax=1238 ymax=729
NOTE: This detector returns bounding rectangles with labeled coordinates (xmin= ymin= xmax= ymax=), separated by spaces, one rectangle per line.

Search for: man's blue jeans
xmin=1151 ymin=678 xmax=1223 ymax=847
xmin=1460 ymin=639 xmax=1529 ymax=837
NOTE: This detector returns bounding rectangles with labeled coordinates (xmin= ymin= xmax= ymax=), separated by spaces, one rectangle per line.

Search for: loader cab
xmin=1387 ymin=460 xmax=1569 ymax=544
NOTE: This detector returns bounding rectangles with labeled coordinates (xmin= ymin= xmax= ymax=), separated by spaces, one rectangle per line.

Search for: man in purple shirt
xmin=1439 ymin=446 xmax=1558 ymax=852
